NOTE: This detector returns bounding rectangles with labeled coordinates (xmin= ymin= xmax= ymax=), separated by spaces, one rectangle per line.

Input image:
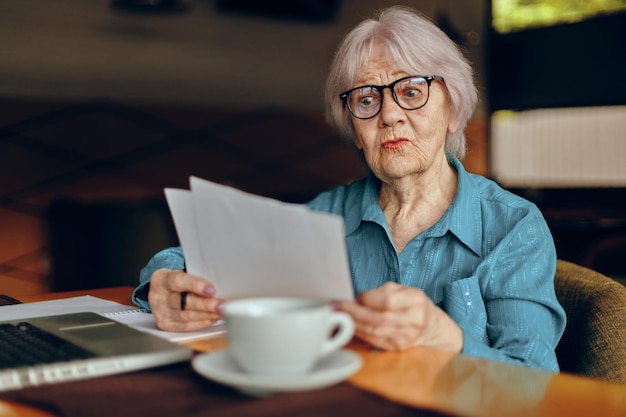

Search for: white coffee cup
xmin=222 ymin=297 xmax=355 ymax=375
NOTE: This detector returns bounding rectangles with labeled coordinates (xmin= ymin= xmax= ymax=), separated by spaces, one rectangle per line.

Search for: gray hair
xmin=324 ymin=6 xmax=478 ymax=159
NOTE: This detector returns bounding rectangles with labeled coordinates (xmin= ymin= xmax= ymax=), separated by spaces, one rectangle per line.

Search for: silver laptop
xmin=0 ymin=312 xmax=192 ymax=392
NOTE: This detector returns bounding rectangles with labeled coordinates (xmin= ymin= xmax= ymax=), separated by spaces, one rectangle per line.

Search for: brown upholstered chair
xmin=554 ymin=259 xmax=626 ymax=384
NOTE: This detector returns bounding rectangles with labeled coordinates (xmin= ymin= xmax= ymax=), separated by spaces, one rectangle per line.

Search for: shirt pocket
xmin=443 ymin=276 xmax=489 ymax=345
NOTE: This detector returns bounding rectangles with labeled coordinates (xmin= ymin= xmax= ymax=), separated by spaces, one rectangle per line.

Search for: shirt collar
xmin=438 ymin=154 xmax=483 ymax=256
xmin=343 ymin=173 xmax=385 ymax=236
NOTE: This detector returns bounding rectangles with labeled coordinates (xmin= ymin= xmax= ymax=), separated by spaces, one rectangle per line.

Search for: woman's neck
xmin=378 ymin=156 xmax=458 ymax=253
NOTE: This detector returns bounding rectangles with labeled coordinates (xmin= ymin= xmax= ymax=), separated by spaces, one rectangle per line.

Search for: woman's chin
xmin=377 ymin=165 xmax=425 ymax=183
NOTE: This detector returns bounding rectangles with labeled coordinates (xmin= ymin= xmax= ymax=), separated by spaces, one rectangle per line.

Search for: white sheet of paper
xmin=164 ymin=188 xmax=206 ymax=278
xmin=165 ymin=177 xmax=354 ymax=301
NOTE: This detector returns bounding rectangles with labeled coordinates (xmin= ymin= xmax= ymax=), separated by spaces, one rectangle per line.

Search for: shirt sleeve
xmin=446 ymin=212 xmax=566 ymax=372
xmin=131 ymin=246 xmax=185 ymax=312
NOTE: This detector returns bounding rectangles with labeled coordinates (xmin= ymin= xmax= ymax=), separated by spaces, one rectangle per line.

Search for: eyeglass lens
xmin=346 ymin=76 xmax=431 ymax=119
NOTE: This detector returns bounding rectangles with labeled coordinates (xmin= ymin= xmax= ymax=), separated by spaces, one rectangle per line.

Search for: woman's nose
xmin=378 ymin=88 xmax=404 ymax=127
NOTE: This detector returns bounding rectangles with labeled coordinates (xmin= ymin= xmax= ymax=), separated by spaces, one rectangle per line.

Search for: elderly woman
xmin=133 ymin=6 xmax=566 ymax=371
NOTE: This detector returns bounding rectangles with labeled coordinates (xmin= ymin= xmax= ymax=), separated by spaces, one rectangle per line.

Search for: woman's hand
xmin=335 ymin=282 xmax=463 ymax=352
xmin=148 ymin=269 xmax=224 ymax=332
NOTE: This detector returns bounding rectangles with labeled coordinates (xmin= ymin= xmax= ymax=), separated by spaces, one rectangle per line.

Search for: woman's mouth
xmin=381 ymin=138 xmax=409 ymax=150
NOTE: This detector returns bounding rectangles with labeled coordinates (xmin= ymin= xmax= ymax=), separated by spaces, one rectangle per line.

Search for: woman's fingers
xmin=154 ymin=307 xmax=222 ymax=332
xmin=148 ymin=268 xmax=223 ymax=331
xmin=357 ymin=281 xmax=426 ymax=311
xmin=155 ymin=269 xmax=216 ymax=298
xmin=335 ymin=283 xmax=438 ymax=351
xmin=340 ymin=301 xmax=420 ymax=350
xmin=171 ymin=290 xmax=224 ymax=315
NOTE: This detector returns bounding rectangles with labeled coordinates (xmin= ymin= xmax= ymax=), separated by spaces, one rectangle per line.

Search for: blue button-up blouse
xmin=133 ymin=155 xmax=566 ymax=372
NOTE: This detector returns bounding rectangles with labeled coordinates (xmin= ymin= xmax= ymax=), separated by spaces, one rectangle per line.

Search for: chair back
xmin=554 ymin=259 xmax=626 ymax=384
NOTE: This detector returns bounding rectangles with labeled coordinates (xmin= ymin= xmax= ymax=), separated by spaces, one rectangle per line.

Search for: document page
xmin=165 ymin=177 xmax=354 ymax=301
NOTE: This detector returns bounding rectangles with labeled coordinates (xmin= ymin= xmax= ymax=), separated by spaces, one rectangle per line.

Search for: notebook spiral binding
xmin=102 ymin=308 xmax=146 ymax=317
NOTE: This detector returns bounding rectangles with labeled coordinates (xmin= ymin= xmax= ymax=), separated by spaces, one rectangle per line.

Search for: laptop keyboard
xmin=0 ymin=321 xmax=96 ymax=370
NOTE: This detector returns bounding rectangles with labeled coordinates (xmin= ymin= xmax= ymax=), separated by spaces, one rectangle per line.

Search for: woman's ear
xmin=446 ymin=102 xmax=460 ymax=134
xmin=447 ymin=115 xmax=460 ymax=134
xmin=354 ymin=137 xmax=364 ymax=150
xmin=352 ymin=130 xmax=364 ymax=150
xmin=444 ymin=89 xmax=460 ymax=134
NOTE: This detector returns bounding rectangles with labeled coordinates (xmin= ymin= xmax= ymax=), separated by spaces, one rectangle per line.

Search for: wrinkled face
xmin=350 ymin=45 xmax=458 ymax=183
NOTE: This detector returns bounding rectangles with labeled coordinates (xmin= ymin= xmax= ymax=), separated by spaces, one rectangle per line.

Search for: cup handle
xmin=319 ymin=312 xmax=355 ymax=357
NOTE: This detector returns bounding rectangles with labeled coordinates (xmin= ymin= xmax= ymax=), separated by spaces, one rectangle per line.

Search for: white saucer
xmin=192 ymin=349 xmax=362 ymax=397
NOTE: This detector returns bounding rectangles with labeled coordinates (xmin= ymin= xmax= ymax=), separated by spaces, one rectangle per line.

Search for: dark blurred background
xmin=0 ymin=0 xmax=624 ymax=295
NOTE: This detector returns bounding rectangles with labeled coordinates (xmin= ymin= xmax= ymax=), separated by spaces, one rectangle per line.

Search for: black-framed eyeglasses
xmin=339 ymin=75 xmax=444 ymax=120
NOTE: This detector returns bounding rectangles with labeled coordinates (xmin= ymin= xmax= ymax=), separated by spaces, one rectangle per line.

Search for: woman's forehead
xmin=352 ymin=49 xmax=426 ymax=85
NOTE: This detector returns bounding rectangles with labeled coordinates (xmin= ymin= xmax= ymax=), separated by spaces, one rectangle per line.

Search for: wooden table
xmin=2 ymin=287 xmax=626 ymax=417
